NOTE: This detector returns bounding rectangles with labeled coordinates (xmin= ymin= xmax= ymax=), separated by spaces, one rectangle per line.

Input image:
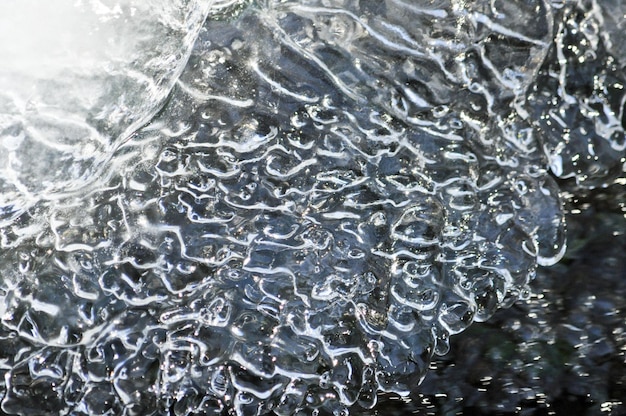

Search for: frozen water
xmin=599 ymin=0 xmax=626 ymax=63
xmin=528 ymin=0 xmax=626 ymax=188
xmin=0 ymin=0 xmax=213 ymax=224
xmin=0 ymin=0 xmax=623 ymax=415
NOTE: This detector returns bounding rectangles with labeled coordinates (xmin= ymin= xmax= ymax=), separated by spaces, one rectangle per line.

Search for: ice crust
xmin=0 ymin=0 xmax=623 ymax=415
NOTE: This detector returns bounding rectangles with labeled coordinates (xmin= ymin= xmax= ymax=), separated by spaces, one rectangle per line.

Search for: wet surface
xmin=370 ymin=187 xmax=626 ymax=415
xmin=0 ymin=1 xmax=624 ymax=415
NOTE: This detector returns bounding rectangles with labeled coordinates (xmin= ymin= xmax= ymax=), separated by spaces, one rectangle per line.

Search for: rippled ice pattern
xmin=0 ymin=0 xmax=624 ymax=415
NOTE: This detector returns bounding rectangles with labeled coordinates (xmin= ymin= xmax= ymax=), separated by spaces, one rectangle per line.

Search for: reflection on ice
xmin=0 ymin=0 xmax=624 ymax=415
xmin=0 ymin=0 xmax=211 ymax=222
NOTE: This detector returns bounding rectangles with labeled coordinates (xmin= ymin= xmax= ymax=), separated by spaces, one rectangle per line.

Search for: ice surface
xmin=528 ymin=0 xmax=626 ymax=188
xmin=0 ymin=0 xmax=212 ymax=224
xmin=599 ymin=0 xmax=626 ymax=63
xmin=0 ymin=0 xmax=623 ymax=415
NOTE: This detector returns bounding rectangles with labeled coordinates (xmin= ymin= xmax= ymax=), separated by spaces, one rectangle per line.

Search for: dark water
xmin=0 ymin=1 xmax=624 ymax=415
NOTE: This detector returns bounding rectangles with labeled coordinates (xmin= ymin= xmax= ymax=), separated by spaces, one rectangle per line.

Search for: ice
xmin=528 ymin=0 xmax=626 ymax=188
xmin=0 ymin=0 xmax=624 ymax=415
xmin=0 ymin=0 xmax=213 ymax=224
xmin=599 ymin=0 xmax=626 ymax=63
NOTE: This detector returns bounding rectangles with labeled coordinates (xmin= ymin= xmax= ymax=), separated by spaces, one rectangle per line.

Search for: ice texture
xmin=0 ymin=0 xmax=623 ymax=415
xmin=528 ymin=0 xmax=626 ymax=188
xmin=0 ymin=0 xmax=213 ymax=224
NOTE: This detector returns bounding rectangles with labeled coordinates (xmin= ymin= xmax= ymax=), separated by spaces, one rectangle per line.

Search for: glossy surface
xmin=0 ymin=0 xmax=623 ymax=414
